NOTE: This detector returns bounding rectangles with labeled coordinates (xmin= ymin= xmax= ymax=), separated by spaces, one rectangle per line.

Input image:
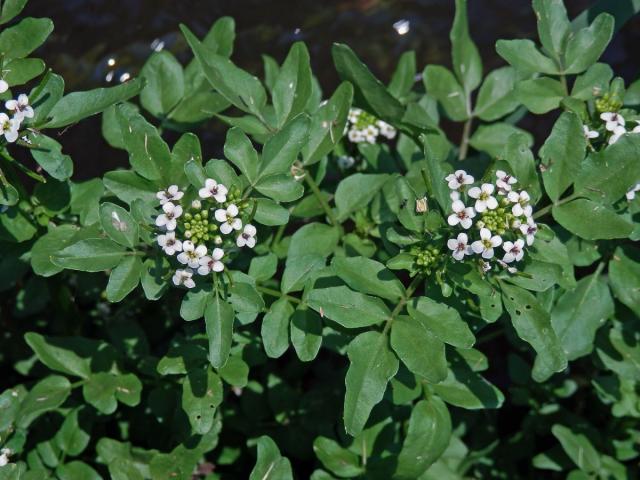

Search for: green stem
xmin=0 ymin=150 xmax=46 ymax=183
xmin=532 ymin=193 xmax=577 ymax=220
xmin=382 ymin=275 xmax=424 ymax=335
xmin=271 ymin=223 xmax=286 ymax=248
xmin=458 ymin=116 xmax=473 ymax=161
xmin=256 ymin=285 xmax=302 ymax=304
xmin=304 ymin=172 xmax=338 ymax=226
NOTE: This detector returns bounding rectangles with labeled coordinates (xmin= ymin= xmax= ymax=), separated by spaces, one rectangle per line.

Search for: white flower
xmin=447 ymin=233 xmax=471 ymax=261
xmin=0 ymin=112 xmax=19 ymax=143
xmin=445 ymin=170 xmax=474 ymax=190
xmin=447 ymin=200 xmax=476 ymax=229
xmin=415 ymin=197 xmax=428 ymax=213
xmin=348 ymin=128 xmax=364 ymax=143
xmin=583 ymin=125 xmax=599 ymax=140
xmin=609 ymin=125 xmax=626 ymax=145
xmin=471 ymin=228 xmax=502 ymax=259
xmin=0 ymin=80 xmax=8 ymax=94
xmin=197 ymin=248 xmax=225 ymax=275
xmin=348 ymin=108 xmax=362 ymax=123
xmin=377 ymin=120 xmax=396 ymax=139
xmin=496 ymin=170 xmax=517 ymax=194
xmin=191 ymin=199 xmax=202 ymax=209
xmin=155 ymin=202 xmax=183 ymax=231
xmin=214 ymin=204 xmax=242 ymax=234
xmin=450 ymin=190 xmax=461 ymax=201
xmin=626 ymin=182 xmax=640 ymax=201
xmin=498 ymin=259 xmax=518 ymax=274
xmin=156 ymin=185 xmax=184 ymax=205
xmin=468 ymin=183 xmax=498 ymax=212
xmin=519 ymin=217 xmax=538 ymax=246
xmin=5 ymin=94 xmax=34 ymax=121
xmin=199 ymin=178 xmax=228 ymax=203
xmin=177 ymin=240 xmax=207 ymax=268
xmin=481 ymin=261 xmax=492 ymax=273
xmin=157 ymin=231 xmax=183 ymax=255
xmin=237 ymin=224 xmax=257 ymax=248
xmin=633 ymin=121 xmax=640 ymax=134
xmin=502 ymin=239 xmax=525 ymax=263
xmin=600 ymin=112 xmax=625 ymax=131
xmin=507 ymin=190 xmax=532 ymax=217
xmin=172 ymin=269 xmax=196 ymax=288
xmin=0 ymin=447 xmax=12 ymax=467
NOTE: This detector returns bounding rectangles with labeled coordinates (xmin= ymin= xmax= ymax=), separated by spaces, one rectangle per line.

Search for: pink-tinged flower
xmin=468 ymin=183 xmax=498 ymax=212
xmin=5 ymin=94 xmax=34 ymax=121
xmin=198 ymin=178 xmax=228 ymax=203
xmin=471 ymin=228 xmax=502 ymax=259
xmin=447 ymin=233 xmax=471 ymax=261
xmin=157 ymin=231 xmax=183 ymax=255
xmin=197 ymin=248 xmax=225 ymax=275
xmin=155 ymin=202 xmax=183 ymax=231
xmin=447 ymin=200 xmax=476 ymax=229
xmin=507 ymin=190 xmax=532 ymax=217
xmin=236 ymin=224 xmax=257 ymax=248
xmin=214 ymin=204 xmax=242 ymax=234
xmin=177 ymin=241 xmax=207 ymax=268
xmin=156 ymin=185 xmax=184 ymax=205
xmin=519 ymin=217 xmax=538 ymax=246
xmin=502 ymin=239 xmax=525 ymax=263
xmin=600 ymin=112 xmax=624 ymax=131
xmin=583 ymin=125 xmax=599 ymax=140
xmin=172 ymin=269 xmax=195 ymax=288
xmin=496 ymin=170 xmax=517 ymax=194
xmin=608 ymin=125 xmax=626 ymax=145
xmin=445 ymin=170 xmax=474 ymax=190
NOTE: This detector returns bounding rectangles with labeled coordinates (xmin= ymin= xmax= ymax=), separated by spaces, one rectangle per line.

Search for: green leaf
xmin=551 ymin=272 xmax=614 ymax=360
xmin=423 ymin=65 xmax=468 ymax=121
xmin=407 ymin=297 xmax=475 ymax=348
xmin=608 ymin=247 xmax=640 ymax=317
xmin=56 ymin=462 xmax=102 ymax=480
xmin=260 ymin=114 xmax=309 ymax=178
xmin=229 ymin=282 xmax=265 ymax=313
xmin=54 ymin=408 xmax=92 ymax=456
xmin=503 ymin=260 xmax=565 ymax=292
xmin=335 ymin=173 xmax=389 ymax=221
xmin=474 ymin=66 xmax=519 ymax=121
xmin=302 ymin=82 xmax=353 ymax=166
xmin=17 ymin=375 xmax=71 ymax=428
xmin=44 ymin=79 xmax=143 ymax=128
xmin=140 ymin=51 xmax=184 ymax=117
xmin=24 ymin=332 xmax=101 ymax=379
xmin=254 ymin=198 xmax=289 ymax=226
xmin=332 ymin=43 xmax=404 ymax=122
xmin=516 ymin=77 xmax=566 ymax=114
xmin=307 ymin=286 xmax=390 ymax=329
xmin=30 ymin=225 xmax=84 ymax=277
xmin=450 ymin=0 xmax=482 ymax=92
xmin=470 ymin=123 xmax=532 ymax=158
xmin=273 ymin=42 xmax=312 ymax=127
xmin=281 ymin=253 xmax=325 ymax=294
xmin=100 ymin=202 xmax=139 ymax=248
xmin=390 ymin=315 xmax=447 ymax=383
xmin=218 ymin=354 xmax=249 ymax=387
xmin=343 ymin=331 xmax=399 ymax=436
xmin=500 ymin=282 xmax=567 ymax=381
xmin=224 ymin=127 xmax=260 ymax=184
xmin=500 ymin=133 xmax=541 ymax=201
xmin=313 ymin=437 xmax=363 ymax=478
xmin=395 ymin=398 xmax=452 ymax=479
xmin=70 ymin=179 xmax=104 ymax=226
xmin=288 ymin=222 xmax=340 ymax=258
xmin=0 ymin=17 xmax=53 ymax=62
xmin=249 ymin=436 xmax=293 ymax=480
xmin=83 ymin=372 xmax=142 ymax=414
xmin=205 ymin=295 xmax=235 ymax=368
xmin=552 ymin=199 xmax=633 ymax=240
xmin=3 ymin=58 xmax=45 ymax=86
xmin=0 ymin=0 xmax=27 ymax=24
xmin=249 ymin=253 xmax=278 ymax=282
xmin=255 ymin=174 xmax=304 ymax=202
xmin=290 ymin=308 xmax=323 ymax=362
xmin=575 ymin=134 xmax=640 ymax=204
xmin=551 ymin=425 xmax=601 ymax=473
xmin=540 ymin=112 xmax=586 ymax=202
xmin=182 ymin=366 xmax=223 ymax=434
xmin=571 ymin=63 xmax=613 ymax=100
xmin=432 ymin=363 xmax=504 ymax=409
xmin=563 ymin=14 xmax=614 ymax=74
xmin=181 ymin=24 xmax=266 ymax=117
xmin=495 ymin=39 xmax=559 ymax=74
xmin=533 ymin=0 xmax=570 ymax=62
xmin=180 ymin=288 xmax=210 ymax=321
xmin=103 ymin=170 xmax=156 ymax=204
xmin=52 ymin=238 xmax=127 ymax=272
xmin=332 ymin=255 xmax=405 ymax=301
xmin=261 ymin=298 xmax=293 ymax=358
xmin=388 ymin=51 xmax=416 ymax=100
xmin=106 ymin=256 xmax=142 ymax=302
xmin=29 ymin=134 xmax=73 ymax=181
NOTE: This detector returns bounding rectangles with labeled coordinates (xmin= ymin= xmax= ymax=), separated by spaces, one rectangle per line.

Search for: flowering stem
xmin=458 ymin=116 xmax=473 ymax=161
xmin=304 ymin=173 xmax=338 ymax=226
xmin=532 ymin=193 xmax=577 ymax=220
xmin=256 ymin=285 xmax=302 ymax=305
xmin=382 ymin=275 xmax=424 ymax=335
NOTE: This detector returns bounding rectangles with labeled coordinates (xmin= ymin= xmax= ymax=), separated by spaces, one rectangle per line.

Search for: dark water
xmin=21 ymin=0 xmax=640 ymax=178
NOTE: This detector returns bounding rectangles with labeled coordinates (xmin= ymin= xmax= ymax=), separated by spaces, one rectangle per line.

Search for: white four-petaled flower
xmin=609 ymin=125 xmax=626 ymax=145
xmin=468 ymin=183 xmax=498 ymax=212
xmin=157 ymin=231 xmax=183 ymax=255
xmin=199 ymin=178 xmax=228 ymax=203
xmin=6 ymin=94 xmax=34 ymax=121
xmin=496 ymin=170 xmax=517 ymax=194
xmin=0 ymin=80 xmax=8 ymax=94
xmin=155 ymin=202 xmax=183 ymax=231
xmin=197 ymin=248 xmax=225 ymax=275
xmin=502 ymin=239 xmax=525 ymax=263
xmin=519 ymin=217 xmax=538 ymax=246
xmin=626 ymin=182 xmax=640 ymax=201
xmin=172 ymin=269 xmax=196 ymax=288
xmin=236 ymin=224 xmax=257 ymax=248
xmin=445 ymin=170 xmax=474 ymax=190
xmin=447 ymin=233 xmax=471 ymax=261
xmin=507 ymin=190 xmax=531 ymax=217
xmin=471 ymin=228 xmax=502 ymax=259
xmin=156 ymin=185 xmax=184 ymax=205
xmin=583 ymin=125 xmax=599 ymax=140
xmin=214 ymin=204 xmax=242 ymax=234
xmin=0 ymin=113 xmax=19 ymax=143
xmin=177 ymin=241 xmax=207 ymax=268
xmin=447 ymin=200 xmax=476 ymax=229
xmin=600 ymin=112 xmax=624 ymax=131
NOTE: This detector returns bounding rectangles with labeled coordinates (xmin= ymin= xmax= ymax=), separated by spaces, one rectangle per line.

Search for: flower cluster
xmin=444 ymin=170 xmax=538 ymax=272
xmin=0 ymin=93 xmax=34 ymax=143
xmin=154 ymin=179 xmax=257 ymax=289
xmin=345 ymin=108 xmax=396 ymax=144
xmin=597 ymin=112 xmax=640 ymax=145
